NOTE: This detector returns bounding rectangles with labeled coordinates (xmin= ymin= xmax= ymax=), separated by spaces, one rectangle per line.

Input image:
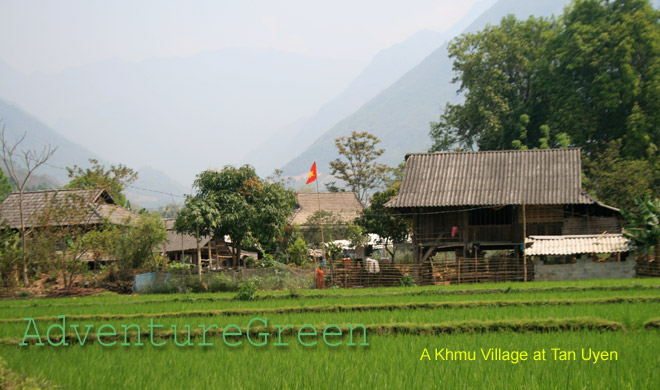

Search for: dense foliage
xmin=622 ymin=195 xmax=660 ymax=259
xmin=174 ymin=197 xmax=220 ymax=279
xmin=0 ymin=169 xmax=11 ymax=202
xmin=357 ymin=189 xmax=411 ymax=261
xmin=190 ymin=165 xmax=296 ymax=266
xmin=430 ymin=0 xmax=660 ymax=208
xmin=65 ymin=159 xmax=138 ymax=207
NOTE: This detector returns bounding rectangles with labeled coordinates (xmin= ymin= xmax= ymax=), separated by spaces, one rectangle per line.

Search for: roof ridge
xmin=4 ymin=187 xmax=104 ymax=195
xmin=405 ymin=148 xmax=581 ymax=158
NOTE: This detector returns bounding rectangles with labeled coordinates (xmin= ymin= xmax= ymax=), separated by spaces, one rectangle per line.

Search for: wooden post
xmin=180 ymin=234 xmax=184 ymax=263
xmin=315 ymin=179 xmax=325 ymax=268
xmin=458 ymin=256 xmax=461 ymax=284
xmin=207 ymin=241 xmax=213 ymax=281
xmin=474 ymin=247 xmax=478 ymax=283
xmin=522 ymin=203 xmax=527 ymax=282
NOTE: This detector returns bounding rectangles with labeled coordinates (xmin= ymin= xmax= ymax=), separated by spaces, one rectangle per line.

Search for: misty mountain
xmin=244 ymin=29 xmax=447 ymax=176
xmin=0 ymin=98 xmax=189 ymax=208
xmin=279 ymin=0 xmax=573 ymax=185
xmin=0 ymin=49 xmax=361 ymax=184
xmin=245 ymin=0 xmax=499 ymax=176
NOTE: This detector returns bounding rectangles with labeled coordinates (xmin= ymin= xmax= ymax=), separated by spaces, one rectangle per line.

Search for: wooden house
xmin=0 ymin=188 xmax=137 ymax=263
xmin=385 ymin=149 xmax=625 ymax=263
xmin=161 ymin=219 xmax=257 ymax=268
xmin=0 ymin=188 xmax=135 ymax=229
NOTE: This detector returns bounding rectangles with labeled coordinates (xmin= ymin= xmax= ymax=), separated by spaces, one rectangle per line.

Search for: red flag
xmin=306 ymin=162 xmax=317 ymax=184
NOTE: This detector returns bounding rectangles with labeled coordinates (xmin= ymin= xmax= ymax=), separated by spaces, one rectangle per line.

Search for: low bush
xmin=400 ymin=274 xmax=416 ymax=287
xmin=235 ymin=280 xmax=258 ymax=301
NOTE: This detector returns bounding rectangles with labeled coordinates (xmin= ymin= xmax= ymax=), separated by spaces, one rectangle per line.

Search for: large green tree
xmin=193 ymin=165 xmax=296 ymax=266
xmin=431 ymin=0 xmax=660 ymax=157
xmin=583 ymin=140 xmax=660 ymax=210
xmin=65 ymin=159 xmax=137 ymax=207
xmin=174 ymin=197 xmax=219 ymax=279
xmin=327 ymin=131 xmax=390 ymax=203
xmin=429 ymin=0 xmax=660 ymax=209
xmin=430 ymin=15 xmax=559 ymax=152
xmin=551 ymin=0 xmax=660 ymax=158
xmin=357 ymin=189 xmax=411 ymax=261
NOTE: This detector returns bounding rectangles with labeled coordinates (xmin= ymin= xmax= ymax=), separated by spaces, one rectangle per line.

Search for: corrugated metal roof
xmin=386 ymin=148 xmax=593 ymax=208
xmin=290 ymin=192 xmax=363 ymax=225
xmin=525 ymin=234 xmax=633 ymax=256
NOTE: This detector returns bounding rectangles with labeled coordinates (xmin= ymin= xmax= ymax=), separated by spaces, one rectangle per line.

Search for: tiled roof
xmin=525 ymin=234 xmax=633 ymax=256
xmin=290 ymin=192 xmax=363 ymax=225
xmin=386 ymin=148 xmax=594 ymax=208
xmin=0 ymin=188 xmax=136 ymax=228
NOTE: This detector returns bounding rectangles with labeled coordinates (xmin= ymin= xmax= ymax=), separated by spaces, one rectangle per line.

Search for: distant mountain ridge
xmin=244 ymin=0 xmax=500 ymax=176
xmin=0 ymin=98 xmax=189 ymax=208
xmin=0 ymin=48 xmax=361 ymax=184
xmin=278 ymin=0 xmax=573 ymax=186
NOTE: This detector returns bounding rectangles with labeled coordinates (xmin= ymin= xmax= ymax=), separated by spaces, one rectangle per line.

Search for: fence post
xmin=458 ymin=257 xmax=461 ymax=284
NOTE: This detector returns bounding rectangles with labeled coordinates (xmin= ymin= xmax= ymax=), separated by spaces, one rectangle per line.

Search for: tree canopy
xmin=357 ymin=189 xmax=411 ymax=261
xmin=174 ymin=197 xmax=220 ymax=278
xmin=622 ymin=195 xmax=660 ymax=259
xmin=0 ymin=169 xmax=11 ymax=202
xmin=191 ymin=165 xmax=296 ymax=265
xmin=430 ymin=0 xmax=660 ymax=208
xmin=327 ymin=131 xmax=390 ymax=203
xmin=65 ymin=159 xmax=138 ymax=207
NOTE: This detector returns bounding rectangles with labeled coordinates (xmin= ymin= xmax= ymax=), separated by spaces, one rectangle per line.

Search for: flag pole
xmin=315 ymin=177 xmax=326 ymax=266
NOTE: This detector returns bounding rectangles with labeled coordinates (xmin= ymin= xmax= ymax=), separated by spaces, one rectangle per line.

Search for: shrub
xmin=151 ymin=281 xmax=181 ymax=294
xmin=256 ymin=253 xmax=278 ymax=268
xmin=114 ymin=213 xmax=167 ymax=270
xmin=235 ymin=280 xmax=258 ymax=301
xmin=168 ymin=262 xmax=193 ymax=273
xmin=288 ymin=287 xmax=300 ymax=298
xmin=286 ymin=237 xmax=308 ymax=266
xmin=400 ymin=274 xmax=416 ymax=287
xmin=0 ymin=228 xmax=21 ymax=288
xmin=208 ymin=273 xmax=239 ymax=292
xmin=186 ymin=278 xmax=208 ymax=293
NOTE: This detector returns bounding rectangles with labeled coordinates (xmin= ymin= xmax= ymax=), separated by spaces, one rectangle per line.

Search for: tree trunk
xmin=19 ymin=190 xmax=28 ymax=287
xmin=196 ymin=226 xmax=202 ymax=281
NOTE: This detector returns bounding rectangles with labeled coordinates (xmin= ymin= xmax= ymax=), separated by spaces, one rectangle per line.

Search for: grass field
xmin=1 ymin=278 xmax=659 ymax=389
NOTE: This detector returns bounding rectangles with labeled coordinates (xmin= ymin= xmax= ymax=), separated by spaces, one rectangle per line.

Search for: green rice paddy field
xmin=1 ymin=278 xmax=659 ymax=389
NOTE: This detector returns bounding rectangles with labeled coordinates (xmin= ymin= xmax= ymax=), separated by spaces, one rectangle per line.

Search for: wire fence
xmin=636 ymin=255 xmax=660 ymax=278
xmin=323 ymin=256 xmax=530 ymax=288
xmin=323 ymin=255 xmax=660 ymax=288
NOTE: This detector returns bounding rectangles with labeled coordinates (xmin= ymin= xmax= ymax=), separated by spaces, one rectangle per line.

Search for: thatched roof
xmin=0 ymin=188 xmax=136 ymax=229
xmin=386 ymin=148 xmax=595 ymax=208
xmin=290 ymin=192 xmax=363 ymax=225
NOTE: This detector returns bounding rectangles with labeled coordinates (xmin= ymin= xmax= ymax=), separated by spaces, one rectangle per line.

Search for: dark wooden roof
xmin=290 ymin=192 xmax=363 ymax=225
xmin=0 ymin=188 xmax=136 ymax=228
xmin=386 ymin=148 xmax=594 ymax=208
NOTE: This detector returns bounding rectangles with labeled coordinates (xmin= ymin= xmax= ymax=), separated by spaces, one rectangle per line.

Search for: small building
xmin=0 ymin=188 xmax=137 ymax=263
xmin=0 ymin=188 xmax=135 ymax=229
xmin=161 ymin=219 xmax=257 ymax=268
xmin=385 ymin=149 xmax=626 ymax=263
xmin=290 ymin=192 xmax=363 ymax=225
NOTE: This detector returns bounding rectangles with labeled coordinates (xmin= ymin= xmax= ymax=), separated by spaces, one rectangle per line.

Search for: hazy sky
xmin=0 ymin=0 xmax=481 ymax=73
